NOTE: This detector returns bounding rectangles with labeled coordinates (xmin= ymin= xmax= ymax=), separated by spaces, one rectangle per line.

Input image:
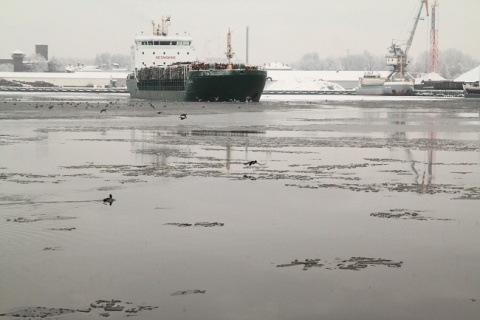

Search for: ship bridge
xmin=133 ymin=34 xmax=196 ymax=70
xmin=133 ymin=18 xmax=197 ymax=70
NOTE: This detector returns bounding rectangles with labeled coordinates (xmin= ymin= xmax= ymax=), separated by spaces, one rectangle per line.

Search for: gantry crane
xmin=386 ymin=0 xmax=429 ymax=81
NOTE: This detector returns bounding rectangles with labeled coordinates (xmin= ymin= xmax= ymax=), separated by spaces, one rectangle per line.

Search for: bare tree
xmin=293 ymin=51 xmax=384 ymax=71
xmin=48 ymin=57 xmax=66 ymax=72
xmin=410 ymin=49 xmax=479 ymax=79
xmin=0 ymin=63 xmax=13 ymax=72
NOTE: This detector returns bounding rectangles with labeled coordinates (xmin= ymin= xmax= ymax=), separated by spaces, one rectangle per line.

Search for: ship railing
xmin=137 ymin=79 xmax=187 ymax=91
xmin=137 ymin=62 xmax=260 ymax=77
xmin=137 ymin=64 xmax=190 ymax=81
xmin=189 ymin=62 xmax=259 ymax=71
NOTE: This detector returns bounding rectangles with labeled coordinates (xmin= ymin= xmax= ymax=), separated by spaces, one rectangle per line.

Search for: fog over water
xmin=1 ymin=0 xmax=480 ymax=64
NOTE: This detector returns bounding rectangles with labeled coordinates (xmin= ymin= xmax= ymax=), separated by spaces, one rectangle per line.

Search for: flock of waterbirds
xmin=2 ymin=98 xmax=264 ymax=205
xmin=5 ymin=97 xmax=252 ymax=116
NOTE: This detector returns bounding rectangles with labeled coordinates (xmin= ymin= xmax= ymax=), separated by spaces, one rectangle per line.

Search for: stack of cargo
xmin=136 ymin=64 xmax=190 ymax=91
xmin=134 ymin=61 xmax=264 ymax=93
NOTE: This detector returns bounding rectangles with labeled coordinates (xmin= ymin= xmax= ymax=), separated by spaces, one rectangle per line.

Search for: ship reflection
xmin=387 ymin=111 xmax=407 ymax=140
xmin=406 ymin=147 xmax=435 ymax=193
xmin=153 ymin=129 xmax=265 ymax=137
xmin=132 ymin=129 xmax=265 ymax=172
xmin=387 ymin=110 xmax=437 ymax=193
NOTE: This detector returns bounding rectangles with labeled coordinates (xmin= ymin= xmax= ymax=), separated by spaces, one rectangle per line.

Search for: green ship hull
xmin=127 ymin=69 xmax=267 ymax=102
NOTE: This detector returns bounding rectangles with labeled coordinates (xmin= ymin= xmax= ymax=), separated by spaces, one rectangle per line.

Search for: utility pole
xmin=246 ymin=26 xmax=249 ymax=65
xmin=429 ymin=0 xmax=439 ymax=73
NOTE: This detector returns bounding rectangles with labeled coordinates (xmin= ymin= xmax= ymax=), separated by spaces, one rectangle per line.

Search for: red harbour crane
xmin=429 ymin=0 xmax=439 ymax=73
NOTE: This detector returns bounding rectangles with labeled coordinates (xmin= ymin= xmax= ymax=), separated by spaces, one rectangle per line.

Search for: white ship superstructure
xmin=132 ymin=17 xmax=196 ymax=71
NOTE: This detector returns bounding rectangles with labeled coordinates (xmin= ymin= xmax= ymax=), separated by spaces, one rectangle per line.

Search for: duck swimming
xmin=103 ymin=194 xmax=114 ymax=205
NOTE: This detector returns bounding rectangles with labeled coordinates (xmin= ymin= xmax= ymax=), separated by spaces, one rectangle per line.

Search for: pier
xmin=0 ymin=86 xmax=465 ymax=98
xmin=0 ymin=86 xmax=128 ymax=94
xmin=263 ymin=90 xmax=355 ymax=95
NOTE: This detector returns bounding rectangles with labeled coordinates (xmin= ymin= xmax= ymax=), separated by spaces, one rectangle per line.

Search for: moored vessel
xmin=127 ymin=17 xmax=267 ymax=102
xmin=463 ymin=82 xmax=480 ymax=98
xmin=355 ymin=72 xmax=414 ymax=96
xmin=355 ymin=0 xmax=428 ymax=96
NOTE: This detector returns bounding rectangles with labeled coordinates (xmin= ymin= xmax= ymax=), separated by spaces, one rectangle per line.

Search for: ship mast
xmin=152 ymin=15 xmax=171 ymax=36
xmin=225 ymin=28 xmax=235 ymax=69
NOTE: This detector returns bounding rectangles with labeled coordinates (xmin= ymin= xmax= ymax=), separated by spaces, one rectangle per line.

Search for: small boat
xmin=355 ymin=72 xmax=414 ymax=96
xmin=463 ymin=82 xmax=480 ymax=98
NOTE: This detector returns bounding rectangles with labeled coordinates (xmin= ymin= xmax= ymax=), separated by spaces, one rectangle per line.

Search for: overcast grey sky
xmin=1 ymin=0 xmax=479 ymax=65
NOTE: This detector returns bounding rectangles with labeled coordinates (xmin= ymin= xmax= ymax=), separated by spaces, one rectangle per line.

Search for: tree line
xmin=0 ymin=49 xmax=477 ymax=79
xmin=0 ymin=53 xmax=131 ymax=73
xmin=292 ymin=49 xmax=479 ymax=79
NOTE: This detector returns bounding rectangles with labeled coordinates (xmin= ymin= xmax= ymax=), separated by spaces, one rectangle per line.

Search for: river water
xmin=0 ymin=93 xmax=479 ymax=319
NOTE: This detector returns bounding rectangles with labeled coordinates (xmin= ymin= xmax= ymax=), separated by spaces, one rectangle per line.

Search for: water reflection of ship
xmin=388 ymin=111 xmax=436 ymax=190
xmin=134 ymin=129 xmax=265 ymax=171
xmin=425 ymin=130 xmax=436 ymax=187
xmin=153 ymin=129 xmax=265 ymax=137
xmin=405 ymin=130 xmax=436 ymax=191
xmin=389 ymin=112 xmax=407 ymax=140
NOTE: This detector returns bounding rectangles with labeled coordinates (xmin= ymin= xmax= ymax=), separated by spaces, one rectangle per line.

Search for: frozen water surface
xmin=0 ymin=93 xmax=479 ymax=319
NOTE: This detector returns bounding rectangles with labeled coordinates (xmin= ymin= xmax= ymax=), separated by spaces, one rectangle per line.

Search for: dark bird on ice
xmin=100 ymin=109 xmax=107 ymax=113
xmin=244 ymin=160 xmax=258 ymax=166
xmin=149 ymin=102 xmax=155 ymax=109
xmin=103 ymin=194 xmax=115 ymax=205
xmin=180 ymin=113 xmax=187 ymax=120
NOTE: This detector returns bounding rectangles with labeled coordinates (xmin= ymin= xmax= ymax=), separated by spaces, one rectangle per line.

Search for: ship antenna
xmin=161 ymin=15 xmax=171 ymax=36
xmin=153 ymin=16 xmax=171 ymax=36
xmin=152 ymin=21 xmax=157 ymax=35
xmin=225 ymin=28 xmax=234 ymax=69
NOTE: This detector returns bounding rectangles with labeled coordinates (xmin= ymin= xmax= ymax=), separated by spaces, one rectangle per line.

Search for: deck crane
xmin=386 ymin=0 xmax=429 ymax=81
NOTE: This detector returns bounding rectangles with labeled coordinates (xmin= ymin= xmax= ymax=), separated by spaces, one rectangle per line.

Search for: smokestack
xmin=36 ymin=44 xmax=48 ymax=61
xmin=246 ymin=26 xmax=249 ymax=65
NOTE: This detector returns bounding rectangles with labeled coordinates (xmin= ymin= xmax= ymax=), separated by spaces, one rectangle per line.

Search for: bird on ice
xmin=103 ymin=194 xmax=115 ymax=206
xmin=180 ymin=114 xmax=187 ymax=120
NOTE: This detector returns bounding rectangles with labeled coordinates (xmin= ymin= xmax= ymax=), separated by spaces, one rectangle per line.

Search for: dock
xmin=0 ymin=86 xmax=465 ymax=98
xmin=0 ymin=86 xmax=128 ymax=94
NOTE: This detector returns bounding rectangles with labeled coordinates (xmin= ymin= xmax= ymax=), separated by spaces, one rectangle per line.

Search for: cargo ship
xmin=126 ymin=17 xmax=267 ymax=102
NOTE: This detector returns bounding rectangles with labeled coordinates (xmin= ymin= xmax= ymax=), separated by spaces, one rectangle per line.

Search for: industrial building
xmin=0 ymin=44 xmax=50 ymax=72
